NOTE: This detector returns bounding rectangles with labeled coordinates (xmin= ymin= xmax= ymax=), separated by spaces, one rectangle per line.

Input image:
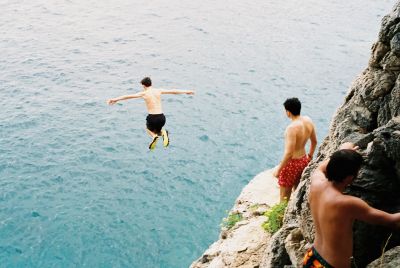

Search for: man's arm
xmin=308 ymin=125 xmax=317 ymax=159
xmin=350 ymin=197 xmax=400 ymax=229
xmin=339 ymin=142 xmax=359 ymax=151
xmin=311 ymin=142 xmax=358 ymax=178
xmin=160 ymin=89 xmax=195 ymax=95
xmin=273 ymin=127 xmax=296 ymax=177
xmin=107 ymin=92 xmax=145 ymax=105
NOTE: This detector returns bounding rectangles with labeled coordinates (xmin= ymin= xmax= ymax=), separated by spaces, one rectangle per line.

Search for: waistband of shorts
xmin=147 ymin=113 xmax=164 ymax=117
xmin=290 ymin=154 xmax=308 ymax=161
xmin=311 ymin=246 xmax=334 ymax=268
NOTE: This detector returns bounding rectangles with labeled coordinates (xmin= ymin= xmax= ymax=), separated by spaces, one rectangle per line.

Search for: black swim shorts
xmin=146 ymin=114 xmax=166 ymax=135
xmin=303 ymin=246 xmax=334 ymax=268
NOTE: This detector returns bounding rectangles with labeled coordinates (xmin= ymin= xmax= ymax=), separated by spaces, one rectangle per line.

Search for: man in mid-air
xmin=273 ymin=97 xmax=317 ymax=201
xmin=107 ymin=77 xmax=195 ymax=150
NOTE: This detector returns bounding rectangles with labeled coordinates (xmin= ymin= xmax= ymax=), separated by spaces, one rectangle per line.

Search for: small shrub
xmin=262 ymin=201 xmax=288 ymax=234
xmin=221 ymin=211 xmax=243 ymax=230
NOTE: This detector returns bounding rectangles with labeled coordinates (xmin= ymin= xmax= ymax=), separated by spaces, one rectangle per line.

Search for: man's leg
xmin=280 ymin=186 xmax=292 ymax=202
xmin=146 ymin=128 xmax=158 ymax=138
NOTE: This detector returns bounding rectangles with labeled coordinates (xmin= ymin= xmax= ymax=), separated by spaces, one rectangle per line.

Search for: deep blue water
xmin=0 ymin=0 xmax=394 ymax=267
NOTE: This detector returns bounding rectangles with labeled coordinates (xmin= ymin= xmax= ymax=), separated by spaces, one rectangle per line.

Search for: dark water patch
xmin=199 ymin=135 xmax=209 ymax=142
xmin=31 ymin=211 xmax=40 ymax=217
xmin=0 ymin=246 xmax=23 ymax=255
xmin=50 ymin=176 xmax=64 ymax=184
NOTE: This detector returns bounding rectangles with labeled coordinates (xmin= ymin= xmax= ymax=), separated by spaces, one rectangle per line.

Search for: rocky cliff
xmin=192 ymin=2 xmax=400 ymax=267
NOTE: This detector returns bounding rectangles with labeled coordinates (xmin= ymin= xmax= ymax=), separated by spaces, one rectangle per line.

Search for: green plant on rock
xmin=249 ymin=204 xmax=260 ymax=212
xmin=262 ymin=201 xmax=288 ymax=234
xmin=221 ymin=211 xmax=243 ymax=230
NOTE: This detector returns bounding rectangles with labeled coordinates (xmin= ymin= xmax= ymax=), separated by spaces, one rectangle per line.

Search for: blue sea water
xmin=0 ymin=0 xmax=394 ymax=267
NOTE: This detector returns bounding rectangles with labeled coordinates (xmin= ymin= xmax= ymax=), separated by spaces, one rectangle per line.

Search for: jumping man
xmin=107 ymin=77 xmax=195 ymax=150
xmin=273 ymin=97 xmax=317 ymax=201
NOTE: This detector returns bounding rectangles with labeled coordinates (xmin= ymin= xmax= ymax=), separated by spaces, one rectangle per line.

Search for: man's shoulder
xmin=285 ymin=123 xmax=299 ymax=134
xmin=152 ymin=88 xmax=163 ymax=95
xmin=331 ymin=194 xmax=365 ymax=213
xmin=310 ymin=171 xmax=327 ymax=186
xmin=286 ymin=120 xmax=304 ymax=133
xmin=138 ymin=90 xmax=147 ymax=97
xmin=145 ymin=88 xmax=161 ymax=95
xmin=301 ymin=115 xmax=314 ymax=123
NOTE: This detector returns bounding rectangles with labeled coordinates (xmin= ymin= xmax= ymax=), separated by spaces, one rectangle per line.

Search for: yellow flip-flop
xmin=162 ymin=129 xmax=169 ymax=147
xmin=149 ymin=136 xmax=159 ymax=150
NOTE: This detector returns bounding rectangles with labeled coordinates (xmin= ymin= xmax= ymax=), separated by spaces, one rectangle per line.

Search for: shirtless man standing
xmin=273 ymin=98 xmax=317 ymax=201
xmin=303 ymin=143 xmax=400 ymax=268
xmin=107 ymin=77 xmax=195 ymax=150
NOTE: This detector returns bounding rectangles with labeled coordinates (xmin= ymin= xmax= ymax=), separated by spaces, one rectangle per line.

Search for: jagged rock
xmin=366 ymin=246 xmax=400 ymax=267
xmin=378 ymin=4 xmax=400 ymax=43
xmin=377 ymin=78 xmax=400 ymax=126
xmin=192 ymin=217 xmax=269 ymax=268
xmin=382 ymin=51 xmax=400 ymax=71
xmin=369 ymin=42 xmax=390 ymax=68
xmin=259 ymin=225 xmax=296 ymax=268
xmin=285 ymin=228 xmax=310 ymax=268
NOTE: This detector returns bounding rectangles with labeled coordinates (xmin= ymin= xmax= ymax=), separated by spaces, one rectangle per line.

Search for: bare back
xmin=142 ymin=87 xmax=163 ymax=114
xmin=286 ymin=116 xmax=315 ymax=158
xmin=310 ymin=171 xmax=354 ymax=268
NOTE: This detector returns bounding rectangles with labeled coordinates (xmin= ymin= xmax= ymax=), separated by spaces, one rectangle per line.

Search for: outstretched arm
xmin=308 ymin=125 xmax=317 ymax=159
xmin=350 ymin=197 xmax=400 ymax=229
xmin=160 ymin=89 xmax=195 ymax=95
xmin=107 ymin=92 xmax=145 ymax=105
xmin=339 ymin=142 xmax=359 ymax=151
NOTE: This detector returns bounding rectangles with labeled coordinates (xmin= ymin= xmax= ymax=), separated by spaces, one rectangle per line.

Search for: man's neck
xmin=290 ymin=115 xmax=301 ymax=121
xmin=331 ymin=181 xmax=348 ymax=193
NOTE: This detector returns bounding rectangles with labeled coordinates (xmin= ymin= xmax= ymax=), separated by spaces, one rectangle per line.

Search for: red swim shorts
xmin=278 ymin=155 xmax=310 ymax=187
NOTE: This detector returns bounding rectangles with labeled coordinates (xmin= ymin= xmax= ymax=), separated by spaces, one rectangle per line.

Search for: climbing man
xmin=304 ymin=142 xmax=400 ymax=268
xmin=107 ymin=77 xmax=195 ymax=150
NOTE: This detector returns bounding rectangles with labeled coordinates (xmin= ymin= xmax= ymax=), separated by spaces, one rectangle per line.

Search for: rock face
xmin=367 ymin=246 xmax=400 ymax=267
xmin=190 ymin=170 xmax=279 ymax=268
xmin=272 ymin=2 xmax=400 ymax=267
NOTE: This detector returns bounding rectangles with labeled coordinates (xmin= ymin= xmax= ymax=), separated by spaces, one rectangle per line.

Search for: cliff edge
xmin=191 ymin=170 xmax=279 ymax=268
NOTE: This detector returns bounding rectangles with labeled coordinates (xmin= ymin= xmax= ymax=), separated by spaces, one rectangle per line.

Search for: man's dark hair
xmin=326 ymin=149 xmax=363 ymax=183
xmin=141 ymin=77 xmax=152 ymax=87
xmin=284 ymin=98 xmax=301 ymax=116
